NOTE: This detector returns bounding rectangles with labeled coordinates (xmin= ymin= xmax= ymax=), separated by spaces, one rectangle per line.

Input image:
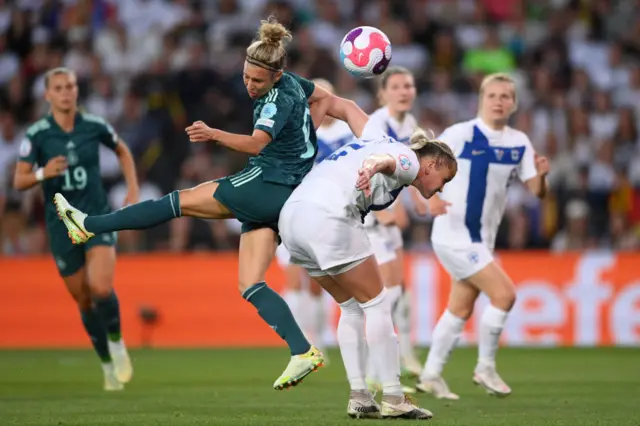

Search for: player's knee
xmin=448 ymin=302 xmax=474 ymax=320
xmin=90 ymin=281 xmax=113 ymax=299
xmin=489 ymin=286 xmax=517 ymax=311
xmin=237 ymin=280 xmax=254 ymax=294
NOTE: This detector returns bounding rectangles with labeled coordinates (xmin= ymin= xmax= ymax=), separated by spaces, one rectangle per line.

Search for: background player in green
xmin=13 ymin=67 xmax=139 ymax=391
xmin=53 ymin=17 xmax=369 ymax=390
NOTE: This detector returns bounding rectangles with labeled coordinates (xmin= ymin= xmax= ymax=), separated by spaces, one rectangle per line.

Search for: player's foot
xmin=381 ymin=394 xmax=433 ymax=420
xmin=401 ymin=354 xmax=423 ymax=378
xmin=108 ymin=340 xmax=133 ymax=384
xmin=347 ymin=390 xmax=381 ymax=419
xmin=53 ymin=193 xmax=93 ymax=244
xmin=273 ymin=345 xmax=324 ymax=390
xmin=473 ymin=363 xmax=511 ymax=397
xmin=102 ymin=363 xmax=124 ymax=391
xmin=416 ymin=375 xmax=460 ymax=400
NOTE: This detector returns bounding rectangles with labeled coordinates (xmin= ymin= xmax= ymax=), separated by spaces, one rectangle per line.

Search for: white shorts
xmin=432 ymin=242 xmax=494 ymax=281
xmin=275 ymin=243 xmax=291 ymax=267
xmin=365 ymin=224 xmax=397 ymax=265
xmin=279 ymin=201 xmax=373 ymax=277
xmin=384 ymin=224 xmax=403 ymax=251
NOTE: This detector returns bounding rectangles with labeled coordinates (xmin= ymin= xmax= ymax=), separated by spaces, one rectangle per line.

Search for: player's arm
xmin=114 ymin=141 xmax=140 ymax=204
xmin=187 ymin=120 xmax=271 ymax=155
xmin=307 ymin=84 xmax=369 ymax=138
xmin=13 ymin=136 xmax=67 ymax=191
xmin=519 ymin=138 xmax=549 ymax=199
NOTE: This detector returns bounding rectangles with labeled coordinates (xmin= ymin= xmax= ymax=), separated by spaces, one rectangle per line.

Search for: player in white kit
xmin=279 ymin=127 xmax=457 ymax=420
xmin=416 ymin=74 xmax=550 ymax=400
xmin=364 ymin=67 xmax=424 ymax=381
xmin=277 ymin=79 xmax=354 ymax=349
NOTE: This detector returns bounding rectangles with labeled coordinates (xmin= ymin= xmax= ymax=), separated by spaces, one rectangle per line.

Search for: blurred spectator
xmin=1 ymin=0 xmax=639 ymax=255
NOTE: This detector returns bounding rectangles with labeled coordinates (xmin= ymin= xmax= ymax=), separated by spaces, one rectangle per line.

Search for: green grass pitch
xmin=1 ymin=347 xmax=638 ymax=425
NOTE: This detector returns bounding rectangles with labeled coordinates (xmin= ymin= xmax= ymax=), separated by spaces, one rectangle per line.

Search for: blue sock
xmin=94 ymin=291 xmax=122 ymax=342
xmin=243 ymin=282 xmax=311 ymax=355
xmin=84 ymin=191 xmax=181 ymax=234
xmin=80 ymin=308 xmax=111 ymax=363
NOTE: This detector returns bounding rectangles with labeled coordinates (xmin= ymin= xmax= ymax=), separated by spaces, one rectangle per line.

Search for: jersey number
xmin=299 ymin=106 xmax=314 ymax=159
xmin=61 ymin=166 xmax=87 ymax=191
xmin=326 ymin=142 xmax=364 ymax=161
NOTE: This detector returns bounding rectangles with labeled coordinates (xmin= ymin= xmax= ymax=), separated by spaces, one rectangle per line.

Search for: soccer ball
xmin=339 ymin=26 xmax=392 ymax=78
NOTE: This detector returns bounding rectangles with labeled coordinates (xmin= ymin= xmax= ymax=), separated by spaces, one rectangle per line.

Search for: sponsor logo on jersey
xmin=260 ymin=102 xmax=277 ymax=119
xmin=399 ymin=154 xmax=411 ymax=170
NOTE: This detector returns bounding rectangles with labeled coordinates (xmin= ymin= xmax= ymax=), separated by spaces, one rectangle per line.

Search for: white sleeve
xmin=387 ymin=143 xmax=420 ymax=186
xmin=437 ymin=123 xmax=466 ymax=156
xmin=518 ymin=135 xmax=538 ymax=182
xmin=360 ymin=117 xmax=386 ymax=142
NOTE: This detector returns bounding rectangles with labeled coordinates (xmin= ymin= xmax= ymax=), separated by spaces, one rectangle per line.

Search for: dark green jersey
xmin=250 ymin=72 xmax=317 ymax=186
xmin=18 ymin=113 xmax=119 ymax=227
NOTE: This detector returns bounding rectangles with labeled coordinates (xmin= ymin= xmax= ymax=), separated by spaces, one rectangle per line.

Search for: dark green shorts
xmin=48 ymin=221 xmax=117 ymax=277
xmin=213 ymin=165 xmax=296 ymax=234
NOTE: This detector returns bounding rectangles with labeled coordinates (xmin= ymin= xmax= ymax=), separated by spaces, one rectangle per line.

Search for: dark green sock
xmin=84 ymin=191 xmax=181 ymax=234
xmin=243 ymin=282 xmax=311 ymax=356
xmin=94 ymin=291 xmax=122 ymax=342
xmin=80 ymin=308 xmax=111 ymax=363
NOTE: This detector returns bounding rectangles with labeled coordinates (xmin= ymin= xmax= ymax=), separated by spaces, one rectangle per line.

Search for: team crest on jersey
xmin=511 ymin=149 xmax=520 ymax=161
xmin=399 ymin=154 xmax=411 ymax=170
xmin=495 ymin=149 xmax=504 ymax=161
xmin=66 ymin=141 xmax=78 ymax=166
xmin=19 ymin=138 xmax=32 ymax=157
xmin=260 ymin=102 xmax=277 ymax=119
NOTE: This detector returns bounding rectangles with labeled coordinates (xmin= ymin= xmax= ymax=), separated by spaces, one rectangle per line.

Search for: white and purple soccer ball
xmin=339 ymin=26 xmax=392 ymax=79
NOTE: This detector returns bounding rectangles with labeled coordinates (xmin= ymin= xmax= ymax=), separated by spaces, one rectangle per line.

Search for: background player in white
xmin=365 ymin=66 xmax=424 ymax=380
xmin=416 ymin=73 xmax=550 ymax=399
xmin=279 ymin=128 xmax=457 ymax=419
xmin=277 ymin=78 xmax=354 ymax=350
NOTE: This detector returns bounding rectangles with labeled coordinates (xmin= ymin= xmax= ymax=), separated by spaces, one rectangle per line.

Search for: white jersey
xmin=431 ymin=118 xmax=538 ymax=250
xmin=286 ymin=136 xmax=420 ymax=222
xmin=315 ymin=119 xmax=355 ymax=164
xmin=366 ymin=107 xmax=418 ymax=145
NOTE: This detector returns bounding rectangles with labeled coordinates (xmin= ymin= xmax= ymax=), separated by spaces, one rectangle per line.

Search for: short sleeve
xmin=437 ymin=123 xmax=467 ymax=156
xmin=100 ymin=121 xmax=120 ymax=151
xmin=254 ymin=97 xmax=294 ymax=140
xmin=388 ymin=143 xmax=420 ymax=185
xmin=289 ymin=72 xmax=315 ymax=99
xmin=18 ymin=136 xmax=37 ymax=164
xmin=517 ymin=135 xmax=538 ymax=182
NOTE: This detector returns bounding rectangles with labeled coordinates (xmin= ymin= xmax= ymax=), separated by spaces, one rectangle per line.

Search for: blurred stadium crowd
xmin=1 ymin=0 xmax=639 ymax=255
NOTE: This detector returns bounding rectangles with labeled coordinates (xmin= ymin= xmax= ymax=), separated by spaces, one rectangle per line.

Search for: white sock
xmin=360 ymin=289 xmax=403 ymax=397
xmin=393 ymin=288 xmax=414 ymax=361
xmin=422 ymin=309 xmax=466 ymax=380
xmin=308 ymin=294 xmax=325 ymax=347
xmin=101 ymin=362 xmax=115 ymax=374
xmin=283 ymin=290 xmax=308 ymax=335
xmin=337 ymin=298 xmax=367 ymax=391
xmin=478 ymin=304 xmax=509 ymax=368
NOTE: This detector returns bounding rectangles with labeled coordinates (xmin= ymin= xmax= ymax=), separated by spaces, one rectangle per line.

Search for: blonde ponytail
xmin=410 ymin=128 xmax=457 ymax=169
xmin=246 ymin=16 xmax=292 ymax=72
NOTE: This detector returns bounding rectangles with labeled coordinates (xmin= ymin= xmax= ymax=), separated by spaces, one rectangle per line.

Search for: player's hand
xmin=428 ymin=196 xmax=451 ymax=217
xmin=356 ymin=163 xmax=376 ymax=197
xmin=535 ymin=153 xmax=550 ymax=177
xmin=43 ymin=156 xmax=68 ymax=178
xmin=186 ymin=121 xmax=216 ymax=142
xmin=123 ymin=187 xmax=140 ymax=207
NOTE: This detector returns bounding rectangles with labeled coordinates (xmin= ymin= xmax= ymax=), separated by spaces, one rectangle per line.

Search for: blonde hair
xmin=246 ymin=16 xmax=292 ymax=72
xmin=44 ymin=67 xmax=76 ymax=88
xmin=479 ymin=72 xmax=518 ymax=112
xmin=409 ymin=129 xmax=457 ymax=169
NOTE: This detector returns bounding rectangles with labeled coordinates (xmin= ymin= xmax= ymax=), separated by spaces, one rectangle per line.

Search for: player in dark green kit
xmin=14 ymin=68 xmax=139 ymax=391
xmin=54 ymin=17 xmax=369 ymax=390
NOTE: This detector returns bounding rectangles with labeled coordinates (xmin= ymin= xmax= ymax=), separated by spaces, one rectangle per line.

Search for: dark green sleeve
xmin=289 ymin=72 xmax=315 ymax=99
xmin=254 ymin=96 xmax=294 ymax=140
xmin=99 ymin=121 xmax=120 ymax=151
xmin=18 ymin=135 xmax=38 ymax=165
